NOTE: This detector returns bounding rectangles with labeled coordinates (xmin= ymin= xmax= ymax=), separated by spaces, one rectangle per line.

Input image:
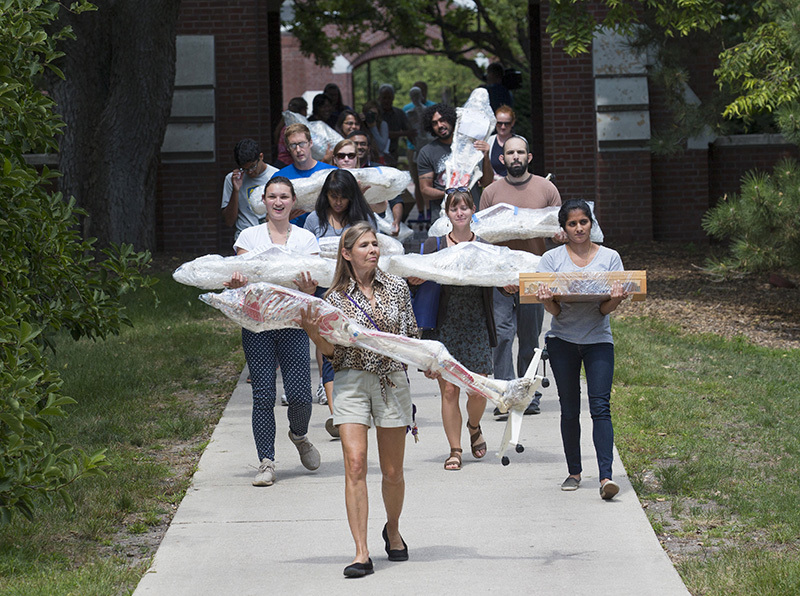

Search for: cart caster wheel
xmin=515 ymin=444 xmax=524 ymax=453
xmin=542 ymin=378 xmax=550 ymax=388
xmin=501 ymin=456 xmax=510 ymax=466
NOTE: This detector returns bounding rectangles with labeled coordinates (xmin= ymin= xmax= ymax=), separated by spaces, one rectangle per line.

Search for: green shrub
xmin=702 ymin=158 xmax=800 ymax=276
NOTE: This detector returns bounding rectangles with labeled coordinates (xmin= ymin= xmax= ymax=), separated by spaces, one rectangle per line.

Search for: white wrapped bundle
xmin=283 ymin=110 xmax=343 ymax=161
xmin=384 ymin=242 xmax=540 ymax=287
xmin=200 ymin=282 xmax=542 ymax=416
xmin=248 ymin=166 xmax=412 ymax=216
xmin=172 ymin=246 xmax=336 ymax=289
xmin=316 ymin=233 xmax=404 ymax=260
xmin=428 ymin=202 xmax=604 ymax=243
xmin=444 ymin=87 xmax=496 ymax=190
xmin=375 ymin=210 xmax=414 ymax=243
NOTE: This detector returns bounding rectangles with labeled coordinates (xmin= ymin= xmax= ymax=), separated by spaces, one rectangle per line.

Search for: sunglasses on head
xmin=445 ymin=187 xmax=469 ymax=195
xmin=336 ymin=152 xmax=356 ymax=160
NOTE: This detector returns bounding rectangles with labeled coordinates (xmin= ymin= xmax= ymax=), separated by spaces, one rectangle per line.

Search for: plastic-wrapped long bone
xmin=199 ymin=282 xmax=543 ymax=460
xmin=317 ymin=233 xmax=406 ymax=274
xmin=172 ymin=246 xmax=336 ymax=289
xmin=375 ymin=210 xmax=414 ymax=243
xmin=316 ymin=233 xmax=405 ymax=260
xmin=248 ymin=166 xmax=412 ymax=215
xmin=384 ymin=242 xmax=540 ymax=287
xmin=444 ymin=87 xmax=497 ymax=190
xmin=429 ymin=202 xmax=605 ymax=243
xmin=282 ymin=110 xmax=343 ymax=161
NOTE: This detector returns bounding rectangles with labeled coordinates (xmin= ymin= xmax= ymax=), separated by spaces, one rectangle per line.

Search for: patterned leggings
xmin=241 ymin=327 xmax=313 ymax=462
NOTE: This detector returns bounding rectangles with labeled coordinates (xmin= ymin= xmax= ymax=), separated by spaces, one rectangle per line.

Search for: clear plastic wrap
xmin=171 ymin=245 xmax=336 ymax=289
xmin=384 ymin=242 xmax=540 ymax=287
xmin=428 ymin=202 xmax=604 ymax=243
xmin=282 ymin=110 xmax=343 ymax=161
xmin=444 ymin=87 xmax=496 ymax=189
xmin=200 ymin=282 xmax=542 ymax=415
xmin=248 ymin=166 xmax=412 ymax=216
xmin=316 ymin=233 xmax=404 ymax=260
xmin=375 ymin=209 xmax=414 ymax=243
xmin=521 ymin=271 xmax=646 ymax=302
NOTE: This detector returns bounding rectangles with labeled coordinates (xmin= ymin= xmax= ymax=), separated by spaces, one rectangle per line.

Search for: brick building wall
xmin=156 ymin=0 xmax=279 ymax=255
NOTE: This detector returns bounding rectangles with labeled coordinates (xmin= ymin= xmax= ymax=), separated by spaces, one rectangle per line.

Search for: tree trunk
xmin=50 ymin=0 xmax=181 ymax=250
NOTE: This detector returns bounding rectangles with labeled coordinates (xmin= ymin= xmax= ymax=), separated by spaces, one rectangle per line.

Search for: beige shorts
xmin=332 ymin=368 xmax=412 ymax=428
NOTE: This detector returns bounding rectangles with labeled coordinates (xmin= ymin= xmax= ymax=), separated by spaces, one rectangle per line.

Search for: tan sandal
xmin=444 ymin=448 xmax=462 ymax=471
xmin=467 ymin=422 xmax=487 ymax=459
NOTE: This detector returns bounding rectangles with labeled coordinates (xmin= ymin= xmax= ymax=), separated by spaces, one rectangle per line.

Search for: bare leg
xmin=439 ymin=378 xmax=462 ymax=451
xmin=376 ymin=425 xmax=407 ymax=551
xmin=466 ymin=391 xmax=487 ymax=459
xmin=324 ymin=381 xmax=334 ymax=414
xmin=339 ymin=423 xmax=370 ymax=564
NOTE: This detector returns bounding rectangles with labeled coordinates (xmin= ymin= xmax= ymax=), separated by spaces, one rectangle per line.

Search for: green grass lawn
xmin=613 ymin=317 xmax=800 ymax=595
xmin=1 ymin=272 xmax=799 ymax=595
xmin=0 ymin=272 xmax=244 ymax=596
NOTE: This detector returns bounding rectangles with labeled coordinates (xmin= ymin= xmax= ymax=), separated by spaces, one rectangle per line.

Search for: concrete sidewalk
xmin=134 ymin=341 xmax=689 ymax=595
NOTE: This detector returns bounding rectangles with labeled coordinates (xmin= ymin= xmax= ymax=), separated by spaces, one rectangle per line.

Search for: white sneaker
xmin=288 ymin=431 xmax=320 ymax=470
xmin=252 ymin=458 xmax=275 ymax=486
xmin=280 ymin=393 xmax=288 ymax=406
xmin=600 ymin=480 xmax=620 ymax=500
xmin=315 ymin=382 xmax=326 ymax=404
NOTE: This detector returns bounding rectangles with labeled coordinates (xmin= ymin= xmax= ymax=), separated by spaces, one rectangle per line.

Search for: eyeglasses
xmin=445 ymin=187 xmax=469 ymax=195
xmin=496 ymin=121 xmax=513 ymax=127
xmin=241 ymin=161 xmax=259 ymax=173
xmin=336 ymin=152 xmax=356 ymax=160
xmin=288 ymin=140 xmax=309 ymax=151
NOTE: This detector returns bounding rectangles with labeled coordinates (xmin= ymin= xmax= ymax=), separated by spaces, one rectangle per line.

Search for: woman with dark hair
xmin=304 ymin=169 xmax=377 ymax=432
xmin=303 ymin=169 xmax=377 ymax=238
xmin=362 ymin=100 xmax=390 ymax=164
xmin=300 ymin=222 xmax=420 ymax=578
xmin=408 ymin=188 xmax=496 ymax=470
xmin=224 ymin=176 xmax=321 ymax=487
xmin=324 ymin=82 xmax=350 ymax=128
xmin=536 ymin=198 xmax=628 ymax=500
xmin=335 ymin=109 xmax=363 ymax=138
xmin=308 ymin=93 xmax=334 ymax=124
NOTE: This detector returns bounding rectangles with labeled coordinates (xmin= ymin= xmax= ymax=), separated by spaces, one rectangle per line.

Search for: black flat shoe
xmin=382 ymin=523 xmax=409 ymax=561
xmin=343 ymin=558 xmax=373 ymax=578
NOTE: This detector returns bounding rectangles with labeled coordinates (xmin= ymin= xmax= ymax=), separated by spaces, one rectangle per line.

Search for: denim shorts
xmin=332 ymin=368 xmax=412 ymax=428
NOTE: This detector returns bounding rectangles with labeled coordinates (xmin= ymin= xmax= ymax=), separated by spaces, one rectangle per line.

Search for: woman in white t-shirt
xmin=536 ymin=199 xmax=628 ymax=501
xmin=225 ymin=176 xmax=322 ymax=487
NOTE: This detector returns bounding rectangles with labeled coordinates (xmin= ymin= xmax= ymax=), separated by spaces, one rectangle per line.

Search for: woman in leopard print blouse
xmin=301 ymin=222 xmax=422 ymax=578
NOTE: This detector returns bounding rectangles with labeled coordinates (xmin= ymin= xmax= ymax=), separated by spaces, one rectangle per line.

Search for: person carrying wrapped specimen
xmin=300 ymin=222 xmax=423 ymax=578
xmin=536 ymin=199 xmax=628 ymax=500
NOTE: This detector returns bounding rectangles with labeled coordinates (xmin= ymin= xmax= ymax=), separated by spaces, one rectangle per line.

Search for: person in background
xmin=300 ymin=222 xmax=421 ymax=578
xmin=378 ymin=83 xmax=414 ymax=167
xmin=275 ymin=97 xmax=308 ymax=167
xmin=416 ymin=103 xmax=493 ymax=222
xmin=362 ymin=100 xmax=390 ymax=164
xmin=335 ymin=109 xmax=363 ymax=139
xmin=485 ymin=105 xmax=526 ymax=180
xmin=221 ymin=138 xmax=278 ymax=239
xmin=224 ymin=176 xmax=321 ymax=487
xmin=404 ymin=85 xmax=435 ymax=217
xmin=483 ymin=61 xmax=513 ymax=112
xmin=324 ymin=82 xmax=351 ymax=129
xmin=536 ymin=199 xmax=627 ymax=501
xmin=407 ymin=188 xmax=496 ymax=471
xmin=480 ymin=135 xmax=562 ymax=418
xmin=347 ymin=130 xmax=377 ymax=168
xmin=308 ymin=93 xmax=334 ymax=125
xmin=278 ymin=123 xmax=337 ymax=228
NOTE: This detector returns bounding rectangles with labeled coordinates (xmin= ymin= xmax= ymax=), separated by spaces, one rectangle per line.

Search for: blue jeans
xmin=492 ymin=289 xmax=544 ymax=380
xmin=545 ymin=336 xmax=615 ymax=481
xmin=242 ymin=327 xmax=312 ymax=461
